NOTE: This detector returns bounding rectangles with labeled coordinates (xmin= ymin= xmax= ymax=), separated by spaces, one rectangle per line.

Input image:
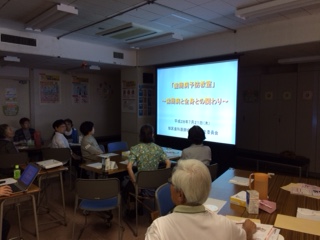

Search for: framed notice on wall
xmin=122 ymin=81 xmax=136 ymax=113
xmin=138 ymin=84 xmax=154 ymax=117
xmin=39 ymin=73 xmax=60 ymax=104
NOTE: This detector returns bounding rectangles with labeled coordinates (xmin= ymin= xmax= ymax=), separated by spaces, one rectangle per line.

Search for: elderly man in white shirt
xmin=145 ymin=159 xmax=256 ymax=240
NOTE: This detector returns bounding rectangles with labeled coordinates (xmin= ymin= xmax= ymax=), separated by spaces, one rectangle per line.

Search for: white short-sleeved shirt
xmin=51 ymin=132 xmax=70 ymax=149
xmin=145 ymin=205 xmax=246 ymax=240
xmin=180 ymin=144 xmax=212 ymax=165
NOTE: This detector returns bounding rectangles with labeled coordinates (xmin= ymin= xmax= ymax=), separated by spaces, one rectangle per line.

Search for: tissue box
xmin=230 ymin=191 xmax=246 ymax=207
xmin=246 ymin=190 xmax=259 ymax=214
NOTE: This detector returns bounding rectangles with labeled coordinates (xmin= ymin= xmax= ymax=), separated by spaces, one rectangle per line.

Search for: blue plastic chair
xmin=107 ymin=141 xmax=128 ymax=153
xmin=72 ymin=178 xmax=121 ymax=240
xmin=156 ymin=182 xmax=175 ymax=216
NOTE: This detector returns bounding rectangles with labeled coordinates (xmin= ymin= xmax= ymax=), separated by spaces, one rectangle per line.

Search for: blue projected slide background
xmin=157 ymin=59 xmax=238 ymax=145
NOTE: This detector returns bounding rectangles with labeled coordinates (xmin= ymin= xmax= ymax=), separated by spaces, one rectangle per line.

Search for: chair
xmin=0 ymin=152 xmax=29 ymax=178
xmin=41 ymin=148 xmax=73 ymax=184
xmin=156 ymin=183 xmax=175 ymax=216
xmin=208 ymin=163 xmax=218 ymax=182
xmin=107 ymin=141 xmax=128 ymax=153
xmin=72 ymin=178 xmax=121 ymax=240
xmin=127 ymin=167 xmax=172 ymax=236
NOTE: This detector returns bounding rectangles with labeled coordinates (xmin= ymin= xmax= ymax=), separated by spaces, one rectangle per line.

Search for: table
xmin=210 ymin=169 xmax=320 ymax=240
xmin=0 ymin=184 xmax=40 ymax=240
xmin=37 ymin=166 xmax=68 ymax=226
xmin=80 ymin=153 xmax=127 ymax=177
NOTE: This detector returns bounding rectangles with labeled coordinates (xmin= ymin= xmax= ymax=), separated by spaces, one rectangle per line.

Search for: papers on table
xmin=86 ymin=161 xmax=118 ymax=170
xmin=281 ymin=183 xmax=320 ymax=199
xmin=86 ymin=162 xmax=102 ymax=169
xmin=119 ymin=160 xmax=136 ymax=166
xmin=203 ymin=197 xmax=226 ymax=213
xmin=98 ymin=153 xmax=119 ymax=158
xmin=229 ymin=176 xmax=253 ymax=186
xmin=296 ymin=207 xmax=320 ymax=221
xmin=230 ymin=216 xmax=279 ymax=240
xmin=0 ymin=178 xmax=17 ymax=186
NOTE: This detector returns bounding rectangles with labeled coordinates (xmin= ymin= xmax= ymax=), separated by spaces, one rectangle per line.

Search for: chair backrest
xmin=208 ymin=163 xmax=218 ymax=182
xmin=156 ymin=183 xmax=175 ymax=216
xmin=76 ymin=178 xmax=120 ymax=200
xmin=0 ymin=152 xmax=29 ymax=177
xmin=136 ymin=168 xmax=172 ymax=189
xmin=107 ymin=141 xmax=128 ymax=153
xmin=0 ymin=152 xmax=29 ymax=168
xmin=42 ymin=148 xmax=71 ymax=163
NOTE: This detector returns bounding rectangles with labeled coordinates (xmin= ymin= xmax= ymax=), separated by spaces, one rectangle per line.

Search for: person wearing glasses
xmin=145 ymin=159 xmax=257 ymax=240
xmin=180 ymin=125 xmax=212 ymax=165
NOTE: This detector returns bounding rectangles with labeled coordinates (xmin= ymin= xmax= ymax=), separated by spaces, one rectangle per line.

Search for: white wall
xmin=0 ymin=66 xmax=122 ymax=141
xmin=137 ymin=13 xmax=320 ymax=66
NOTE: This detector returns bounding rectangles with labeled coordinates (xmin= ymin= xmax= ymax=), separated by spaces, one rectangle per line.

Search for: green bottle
xmin=13 ymin=165 xmax=21 ymax=180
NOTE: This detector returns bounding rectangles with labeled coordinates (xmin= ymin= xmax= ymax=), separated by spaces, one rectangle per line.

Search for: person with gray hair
xmin=145 ymin=159 xmax=257 ymax=240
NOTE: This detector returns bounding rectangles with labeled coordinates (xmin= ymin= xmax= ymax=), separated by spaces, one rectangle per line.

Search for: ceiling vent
xmin=96 ymin=23 xmax=158 ymax=41
xmin=1 ymin=34 xmax=37 ymax=47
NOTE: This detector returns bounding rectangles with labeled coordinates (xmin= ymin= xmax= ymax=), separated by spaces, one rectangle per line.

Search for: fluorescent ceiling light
xmin=26 ymin=3 xmax=78 ymax=32
xmin=236 ymin=0 xmax=320 ymax=20
xmin=278 ymin=56 xmax=320 ymax=64
xmin=3 ymin=56 xmax=20 ymax=62
xmin=128 ymin=33 xmax=183 ymax=49
xmin=89 ymin=65 xmax=101 ymax=70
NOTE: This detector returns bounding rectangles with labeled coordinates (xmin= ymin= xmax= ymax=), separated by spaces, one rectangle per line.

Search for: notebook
xmin=8 ymin=163 xmax=40 ymax=193
xmin=36 ymin=159 xmax=63 ymax=169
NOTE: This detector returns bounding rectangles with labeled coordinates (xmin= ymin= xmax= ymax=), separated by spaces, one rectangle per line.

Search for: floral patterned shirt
xmin=128 ymin=143 xmax=167 ymax=171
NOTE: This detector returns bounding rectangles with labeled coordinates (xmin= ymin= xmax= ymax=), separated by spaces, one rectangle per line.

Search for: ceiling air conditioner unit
xmin=128 ymin=33 xmax=183 ymax=49
xmin=96 ymin=23 xmax=158 ymax=41
xmin=236 ymin=0 xmax=320 ymax=20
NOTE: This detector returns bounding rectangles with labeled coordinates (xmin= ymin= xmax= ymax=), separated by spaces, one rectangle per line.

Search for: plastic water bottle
xmin=13 ymin=165 xmax=21 ymax=180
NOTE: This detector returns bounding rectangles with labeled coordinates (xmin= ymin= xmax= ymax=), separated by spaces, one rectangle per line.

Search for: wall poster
xmin=2 ymin=88 xmax=19 ymax=116
xmin=39 ymin=73 xmax=60 ymax=104
xmin=72 ymin=76 xmax=89 ymax=103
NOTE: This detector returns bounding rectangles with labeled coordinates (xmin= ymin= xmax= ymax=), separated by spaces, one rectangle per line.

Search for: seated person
xmin=127 ymin=124 xmax=171 ymax=184
xmin=180 ymin=125 xmax=211 ymax=165
xmin=51 ymin=119 xmax=80 ymax=159
xmin=0 ymin=124 xmax=18 ymax=154
xmin=64 ymin=119 xmax=79 ymax=143
xmin=145 ymin=159 xmax=257 ymax=240
xmin=13 ymin=117 xmax=36 ymax=143
xmin=0 ymin=185 xmax=12 ymax=239
xmin=79 ymin=121 xmax=103 ymax=162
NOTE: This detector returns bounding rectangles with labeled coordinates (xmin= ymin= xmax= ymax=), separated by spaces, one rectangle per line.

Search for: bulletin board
xmin=0 ymin=78 xmax=30 ymax=128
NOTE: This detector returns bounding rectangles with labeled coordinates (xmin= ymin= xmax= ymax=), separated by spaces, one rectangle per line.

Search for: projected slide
xmin=157 ymin=59 xmax=238 ymax=145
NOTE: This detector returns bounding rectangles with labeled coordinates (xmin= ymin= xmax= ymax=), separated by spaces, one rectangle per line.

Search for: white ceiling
xmin=1 ymin=0 xmax=320 ymax=72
